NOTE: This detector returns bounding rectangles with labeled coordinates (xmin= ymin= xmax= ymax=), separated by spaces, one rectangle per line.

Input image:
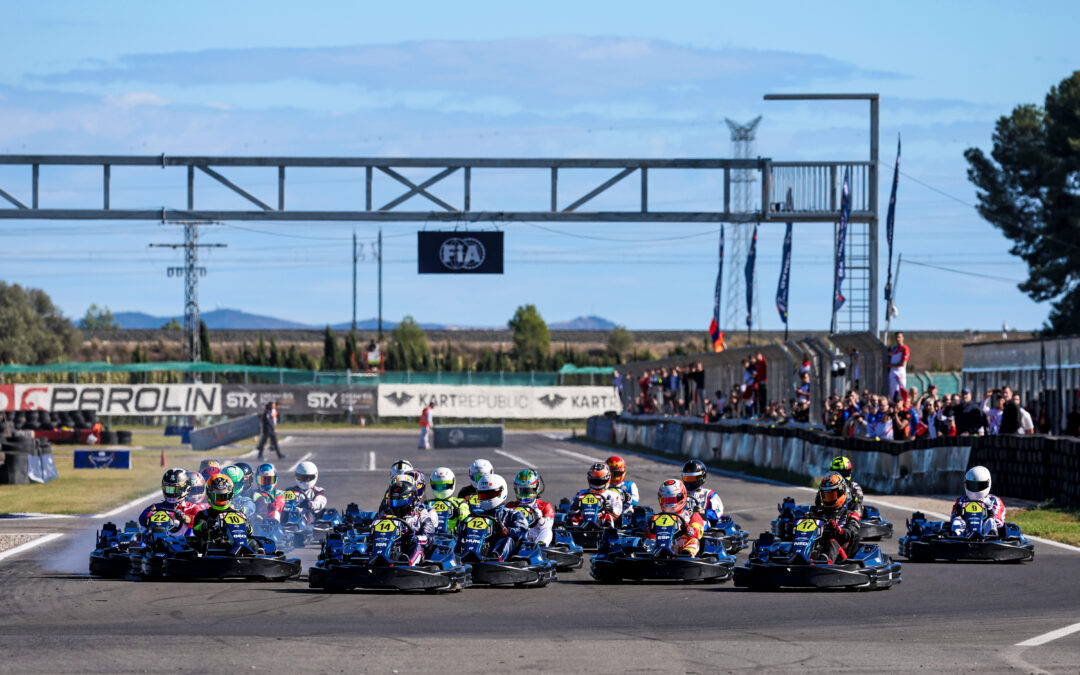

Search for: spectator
xmin=1012 ymin=394 xmax=1035 ymax=435
xmin=891 ymin=397 xmax=911 ymax=441
xmin=612 ymin=369 xmax=622 ymax=397
xmin=256 ymin=401 xmax=284 ymax=460
xmin=986 ymin=394 xmax=1005 ymax=434
xmin=955 ymin=388 xmax=988 ymax=435
xmin=754 ymin=351 xmax=769 ymax=415
xmin=799 ymin=353 xmax=812 ymax=378
xmin=999 ymin=397 xmax=1022 ymax=435
xmin=886 ymin=332 xmax=910 ymax=400
xmin=742 ymin=358 xmax=756 ymax=417
xmin=796 ymin=372 xmax=811 ymax=407
xmin=365 ymin=339 xmax=384 ymax=372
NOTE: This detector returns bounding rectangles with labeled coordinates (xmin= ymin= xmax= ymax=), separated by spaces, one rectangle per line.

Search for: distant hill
xmin=330 ymin=319 xmax=447 ymax=331
xmin=549 ymin=315 xmax=617 ymax=331
xmin=114 ymin=309 xmax=315 ymax=330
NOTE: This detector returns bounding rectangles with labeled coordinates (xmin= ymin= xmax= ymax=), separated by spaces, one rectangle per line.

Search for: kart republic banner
xmin=222 ymin=384 xmax=377 ymax=416
xmin=0 ymin=384 xmax=221 ymax=415
xmin=376 ymin=384 xmax=621 ymax=419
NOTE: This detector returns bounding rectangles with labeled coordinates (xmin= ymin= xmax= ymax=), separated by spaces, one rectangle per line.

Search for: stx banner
xmin=222 ymin=384 xmax=377 ymax=416
xmin=0 ymin=384 xmax=221 ymax=415
xmin=418 ymin=231 xmax=504 ymax=274
xmin=377 ymin=385 xmax=621 ymax=419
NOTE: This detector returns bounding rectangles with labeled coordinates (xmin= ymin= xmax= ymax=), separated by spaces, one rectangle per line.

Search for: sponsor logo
xmin=447 ymin=429 xmax=465 ymax=446
xmin=538 ymin=393 xmax=567 ymax=409
xmin=384 ymin=391 xmax=414 ymax=407
xmin=439 ymin=237 xmax=486 ymax=271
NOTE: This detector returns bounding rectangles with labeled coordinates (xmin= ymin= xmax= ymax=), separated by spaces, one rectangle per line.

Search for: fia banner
xmin=833 ymin=167 xmax=852 ymax=314
xmin=0 ymin=384 xmax=220 ymax=415
xmin=377 ymin=385 xmax=621 ymax=419
xmin=418 ymin=231 xmax=504 ymax=274
xmin=776 ymin=188 xmax=793 ymax=325
xmin=884 ymin=136 xmax=901 ymax=303
xmin=222 ymin=384 xmax=377 ymax=416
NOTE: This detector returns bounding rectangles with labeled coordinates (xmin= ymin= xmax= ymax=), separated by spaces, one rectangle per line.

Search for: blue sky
xmin=0 ymin=1 xmax=1076 ymax=331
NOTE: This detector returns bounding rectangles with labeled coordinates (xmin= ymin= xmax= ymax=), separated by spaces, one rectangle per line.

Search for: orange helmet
xmin=817 ymin=471 xmax=848 ymax=510
xmin=606 ymin=456 xmax=627 ymax=483
xmin=587 ymin=462 xmax=611 ymax=493
xmin=206 ymin=474 xmax=235 ymax=509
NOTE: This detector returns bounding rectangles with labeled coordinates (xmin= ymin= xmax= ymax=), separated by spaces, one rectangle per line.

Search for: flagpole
xmin=830 ymin=219 xmax=839 ymax=334
xmin=884 ymin=253 xmax=902 ymax=341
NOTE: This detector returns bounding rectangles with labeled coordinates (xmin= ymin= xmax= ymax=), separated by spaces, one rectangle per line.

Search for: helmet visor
xmin=477 ymin=488 xmax=502 ymax=502
xmin=162 ymin=484 xmax=186 ymax=498
xmin=611 ymin=470 xmax=625 ymax=482
xmin=681 ymin=473 xmax=704 ymax=489
xmin=297 ymin=474 xmax=316 ymax=484
xmin=587 ymin=476 xmax=608 ymax=489
xmin=431 ymin=481 xmax=453 ymax=493
xmin=965 ymin=479 xmax=990 ymax=494
xmin=515 ymin=486 xmax=538 ymax=501
xmin=257 ymin=475 xmax=276 ymax=487
xmin=208 ymin=491 xmax=230 ymax=507
xmin=389 ymin=497 xmax=412 ymax=508
xmin=659 ymin=495 xmax=682 ymax=508
xmin=471 ymin=472 xmax=488 ymax=484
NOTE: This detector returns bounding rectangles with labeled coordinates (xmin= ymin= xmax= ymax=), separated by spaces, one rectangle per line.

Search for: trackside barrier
xmin=587 ymin=415 xmax=1080 ymax=505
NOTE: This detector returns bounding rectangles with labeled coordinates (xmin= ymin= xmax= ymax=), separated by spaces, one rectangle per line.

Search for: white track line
xmin=550 ymin=447 xmax=608 ymax=464
xmin=1016 ymin=621 xmax=1080 ymax=647
xmin=93 ymin=489 xmax=160 ymax=518
xmin=368 ymin=451 xmax=376 ymax=472
xmin=288 ymin=452 xmax=313 ymax=472
xmin=494 ymin=449 xmax=535 ymax=468
xmin=0 ymin=533 xmax=64 ymax=563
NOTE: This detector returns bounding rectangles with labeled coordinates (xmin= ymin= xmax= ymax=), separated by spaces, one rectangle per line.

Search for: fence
xmin=587 ymin=414 xmax=1080 ymax=506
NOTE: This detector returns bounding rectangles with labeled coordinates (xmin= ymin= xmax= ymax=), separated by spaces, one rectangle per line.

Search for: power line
xmin=902 ymin=259 xmax=1023 ymax=284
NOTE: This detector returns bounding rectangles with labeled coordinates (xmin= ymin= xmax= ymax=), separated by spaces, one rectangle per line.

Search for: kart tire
xmin=116 ymin=430 xmax=133 ymax=445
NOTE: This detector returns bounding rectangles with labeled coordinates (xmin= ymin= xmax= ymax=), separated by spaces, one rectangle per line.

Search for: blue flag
xmin=833 ymin=168 xmax=851 ymax=314
xmin=777 ymin=190 xmax=794 ymax=326
xmin=884 ymin=136 xmax=901 ymax=303
xmin=745 ymin=222 xmax=758 ymax=328
xmin=708 ymin=225 xmax=725 ymax=351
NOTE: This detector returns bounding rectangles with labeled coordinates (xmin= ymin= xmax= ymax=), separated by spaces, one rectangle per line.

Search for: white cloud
xmin=105 ymin=91 xmax=169 ymax=108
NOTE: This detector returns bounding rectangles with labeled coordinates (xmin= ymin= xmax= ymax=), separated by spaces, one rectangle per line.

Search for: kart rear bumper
xmin=163 ymin=554 xmax=301 ymax=581
xmin=89 ymin=552 xmax=130 ymax=577
xmin=733 ymin=560 xmax=901 ymax=590
xmin=308 ymin=561 xmax=470 ymax=591
xmin=543 ymin=544 xmax=585 ymax=571
xmin=591 ymin=555 xmax=733 ymax=582
xmin=860 ymin=520 xmax=894 ymax=540
xmin=899 ymin=537 xmax=1034 ymax=562
xmin=469 ymin=560 xmax=557 ymax=586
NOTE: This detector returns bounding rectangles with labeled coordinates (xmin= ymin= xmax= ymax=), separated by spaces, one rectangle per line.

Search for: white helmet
xmin=475 ymin=474 xmax=507 ymax=511
xmin=964 ymin=465 xmax=991 ymax=501
xmin=469 ymin=459 xmax=493 ymax=487
xmin=390 ymin=459 xmax=413 ymax=477
xmin=430 ymin=467 xmax=455 ymax=500
xmin=295 ymin=461 xmax=318 ymax=490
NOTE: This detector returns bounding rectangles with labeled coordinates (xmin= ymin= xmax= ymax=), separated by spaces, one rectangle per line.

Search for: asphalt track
xmin=1 ymin=431 xmax=1079 ymax=673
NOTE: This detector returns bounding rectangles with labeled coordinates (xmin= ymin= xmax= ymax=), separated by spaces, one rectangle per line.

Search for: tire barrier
xmin=588 ymin=415 xmax=1080 ymax=505
xmin=0 ymin=437 xmax=57 ymax=485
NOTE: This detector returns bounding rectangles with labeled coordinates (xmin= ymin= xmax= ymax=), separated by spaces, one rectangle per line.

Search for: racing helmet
xmin=476 ymin=474 xmax=508 ymax=511
xmin=514 ymin=469 xmax=543 ymax=504
xmin=387 ymin=481 xmax=417 ymax=517
xmin=658 ymin=479 xmax=688 ymax=514
xmin=295 ymin=461 xmax=318 ymax=490
xmin=390 ymin=473 xmax=416 ymax=489
xmin=606 ymin=456 xmax=627 ymax=484
xmin=681 ymin=459 xmax=707 ymax=491
xmin=186 ymin=471 xmax=205 ymax=503
xmin=405 ymin=470 xmax=426 ymax=500
xmin=161 ymin=468 xmax=189 ymax=503
xmin=206 ymin=474 xmax=235 ymax=509
xmin=430 ymin=467 xmax=456 ymax=499
xmin=390 ymin=459 xmax=413 ymax=477
xmin=256 ymin=463 xmax=278 ymax=490
xmin=200 ymin=460 xmax=222 ymax=482
xmin=829 ymin=456 xmax=854 ymax=482
xmin=965 ymin=465 xmax=992 ymax=501
xmin=470 ymin=459 xmax=493 ymax=487
xmin=817 ymin=472 xmax=848 ymax=511
xmin=234 ymin=462 xmax=255 ymax=494
xmin=587 ymin=462 xmax=611 ymax=493
xmin=222 ymin=465 xmax=245 ymax=491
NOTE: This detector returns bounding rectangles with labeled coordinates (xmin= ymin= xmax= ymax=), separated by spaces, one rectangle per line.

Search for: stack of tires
xmin=0 ymin=435 xmax=58 ymax=485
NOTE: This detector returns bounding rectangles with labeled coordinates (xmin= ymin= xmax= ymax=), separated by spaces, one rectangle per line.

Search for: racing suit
xmin=425 ymin=497 xmax=471 ymax=535
xmin=950 ymin=495 xmax=1006 ymax=536
xmin=611 ymin=479 xmax=640 ymax=511
xmin=808 ymin=505 xmax=861 ymax=563
xmin=646 ymin=510 xmax=706 ymax=556
xmin=191 ymin=505 xmax=255 ymax=553
xmin=464 ymin=505 xmax=529 ymax=561
xmin=570 ymin=488 xmax=624 ymax=526
xmin=284 ymin=484 xmax=327 ymax=516
xmin=252 ymin=488 xmax=286 ymax=521
xmin=686 ymin=487 xmax=724 ymax=527
xmin=379 ymin=505 xmax=438 ymax=565
xmin=138 ymin=499 xmax=202 ymax=535
xmin=506 ymin=499 xmax=555 ymax=545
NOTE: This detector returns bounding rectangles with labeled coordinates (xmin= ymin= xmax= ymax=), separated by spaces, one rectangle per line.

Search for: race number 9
xmin=964 ymin=502 xmax=984 ymax=514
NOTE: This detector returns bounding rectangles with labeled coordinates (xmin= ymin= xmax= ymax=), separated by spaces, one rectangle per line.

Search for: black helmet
xmin=681 ymin=459 xmax=707 ymax=491
xmin=387 ymin=481 xmax=417 ymax=517
xmin=234 ymin=462 xmax=254 ymax=493
xmin=161 ymin=467 xmax=189 ymax=501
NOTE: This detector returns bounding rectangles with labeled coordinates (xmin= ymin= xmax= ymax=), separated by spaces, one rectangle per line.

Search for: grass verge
xmin=1009 ymin=504 xmax=1080 ymax=547
xmin=0 ymin=447 xmax=248 ymax=516
xmin=572 ymin=436 xmax=817 ymax=488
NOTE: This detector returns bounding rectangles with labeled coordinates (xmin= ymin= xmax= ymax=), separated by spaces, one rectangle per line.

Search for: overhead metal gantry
xmin=0 ymin=154 xmax=873 ymax=225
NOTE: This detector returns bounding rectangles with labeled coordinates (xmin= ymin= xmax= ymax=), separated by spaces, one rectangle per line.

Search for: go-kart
xmin=510 ymin=505 xmax=584 ymax=571
xmin=456 ymin=514 xmax=557 ymax=587
xmin=629 ymin=505 xmax=749 ymax=554
xmin=313 ymin=507 xmax=343 ymax=534
xmin=309 ymin=514 xmax=471 ymax=592
xmin=89 ymin=520 xmax=141 ymax=577
xmin=735 ymin=516 xmax=901 ymax=591
xmin=898 ymin=502 xmax=1034 ymax=563
xmin=279 ymin=490 xmax=317 ymax=548
xmin=126 ymin=508 xmax=192 ymax=579
xmin=590 ymin=513 xmax=735 ymax=583
xmin=555 ymin=495 xmax=621 ymax=551
xmin=338 ymin=502 xmax=379 ymax=533
xmin=771 ymin=497 xmax=893 ymax=542
xmin=162 ymin=512 xmax=301 ymax=581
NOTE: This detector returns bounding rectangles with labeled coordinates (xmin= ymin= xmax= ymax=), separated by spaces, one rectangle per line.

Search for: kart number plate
xmin=224 ymin=513 xmax=246 ymax=525
xmin=432 ymin=501 xmax=450 ymax=512
xmin=283 ymin=491 xmax=297 ymax=501
xmin=964 ymin=502 xmax=984 ymax=514
xmin=581 ymin=495 xmax=600 ymax=505
xmin=654 ymin=514 xmax=678 ymax=528
xmin=795 ymin=519 xmax=818 ymax=533
xmin=467 ymin=517 xmax=490 ymax=530
xmin=374 ymin=520 xmax=397 ymax=533
xmin=149 ymin=511 xmax=172 ymax=523
xmin=515 ymin=506 xmax=532 ymax=517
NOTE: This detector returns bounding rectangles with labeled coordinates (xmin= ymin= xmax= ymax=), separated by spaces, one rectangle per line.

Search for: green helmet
xmin=222 ymin=465 xmax=245 ymax=489
xmin=514 ymin=469 xmax=542 ymax=503
xmin=829 ymin=456 xmax=853 ymax=481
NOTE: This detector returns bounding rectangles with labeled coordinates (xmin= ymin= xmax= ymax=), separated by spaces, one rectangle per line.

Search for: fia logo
xmin=439 ymin=237 xmax=486 ymax=271
xmin=537 ymin=393 xmax=566 ymax=409
xmin=383 ymin=391 xmax=414 ymax=407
